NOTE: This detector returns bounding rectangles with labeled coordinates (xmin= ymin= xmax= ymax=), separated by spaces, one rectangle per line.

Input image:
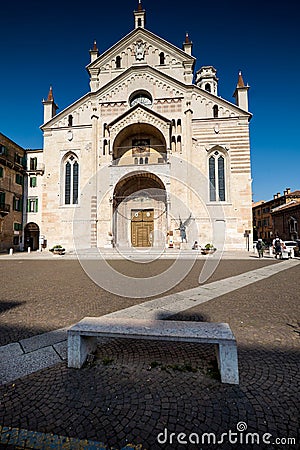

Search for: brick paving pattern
xmin=0 ymin=258 xmax=299 ymax=449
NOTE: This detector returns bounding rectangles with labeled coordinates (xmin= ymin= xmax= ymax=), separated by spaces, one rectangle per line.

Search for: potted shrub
xmin=202 ymin=243 xmax=216 ymax=254
xmin=49 ymin=245 xmax=65 ymax=255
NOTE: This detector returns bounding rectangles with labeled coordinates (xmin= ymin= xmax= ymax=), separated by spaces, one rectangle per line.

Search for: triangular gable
xmin=98 ymin=65 xmax=186 ymax=103
xmin=41 ymin=65 xmax=187 ymax=129
xmin=87 ymin=27 xmax=195 ymax=72
xmin=108 ymin=103 xmax=171 ymax=141
xmin=41 ymin=64 xmax=250 ymax=130
xmin=108 ymin=103 xmax=171 ymax=128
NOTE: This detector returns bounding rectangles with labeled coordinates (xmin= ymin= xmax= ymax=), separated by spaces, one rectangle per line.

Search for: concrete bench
xmin=67 ymin=317 xmax=239 ymax=384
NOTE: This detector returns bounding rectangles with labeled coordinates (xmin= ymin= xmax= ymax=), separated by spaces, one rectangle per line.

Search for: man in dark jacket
xmin=256 ymin=239 xmax=265 ymax=258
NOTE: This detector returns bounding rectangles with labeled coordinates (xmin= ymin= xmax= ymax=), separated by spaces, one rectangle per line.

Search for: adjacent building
xmin=23 ymin=149 xmax=44 ymax=250
xmin=31 ymin=1 xmax=253 ymax=252
xmin=252 ymin=188 xmax=300 ymax=242
xmin=271 ymin=197 xmax=300 ymax=241
xmin=0 ymin=133 xmax=26 ymax=252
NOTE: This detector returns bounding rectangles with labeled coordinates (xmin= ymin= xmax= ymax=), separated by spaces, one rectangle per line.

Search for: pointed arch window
xmin=159 ymin=52 xmax=165 ymax=65
xmin=209 ymin=151 xmax=226 ymax=202
xmin=64 ymin=154 xmax=79 ymax=205
xmin=205 ymin=83 xmax=211 ymax=93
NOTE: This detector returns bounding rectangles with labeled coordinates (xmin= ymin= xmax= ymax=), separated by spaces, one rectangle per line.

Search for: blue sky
xmin=0 ymin=0 xmax=299 ymax=202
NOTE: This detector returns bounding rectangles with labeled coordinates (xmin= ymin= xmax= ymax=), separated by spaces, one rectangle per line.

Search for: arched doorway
xmin=24 ymin=222 xmax=40 ymax=251
xmin=113 ymin=172 xmax=167 ymax=248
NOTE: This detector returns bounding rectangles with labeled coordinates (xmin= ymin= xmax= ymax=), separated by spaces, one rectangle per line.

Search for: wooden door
xmin=131 ymin=210 xmax=154 ymax=247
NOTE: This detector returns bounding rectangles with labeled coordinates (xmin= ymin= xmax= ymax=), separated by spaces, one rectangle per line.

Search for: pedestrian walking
xmin=272 ymin=236 xmax=283 ymax=259
xmin=256 ymin=239 xmax=265 ymax=258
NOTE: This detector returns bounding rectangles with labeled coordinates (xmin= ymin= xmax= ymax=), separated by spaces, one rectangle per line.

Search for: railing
xmin=27 ymin=163 xmax=45 ymax=173
xmin=112 ymin=157 xmax=167 ymax=166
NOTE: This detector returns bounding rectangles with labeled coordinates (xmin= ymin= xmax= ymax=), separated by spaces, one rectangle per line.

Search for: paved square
xmin=0 ymin=256 xmax=299 ymax=449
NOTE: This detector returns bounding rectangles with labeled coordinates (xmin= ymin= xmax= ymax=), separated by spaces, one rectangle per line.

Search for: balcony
xmin=0 ymin=151 xmax=26 ymax=171
xmin=27 ymin=163 xmax=45 ymax=174
xmin=109 ymin=160 xmax=170 ymax=186
xmin=0 ymin=203 xmax=10 ymax=217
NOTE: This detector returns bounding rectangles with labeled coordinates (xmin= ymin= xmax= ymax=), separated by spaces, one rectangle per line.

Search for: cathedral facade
xmin=35 ymin=2 xmax=252 ymax=252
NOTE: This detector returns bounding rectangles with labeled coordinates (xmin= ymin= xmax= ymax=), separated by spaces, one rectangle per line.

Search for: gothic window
xmin=159 ymin=52 xmax=165 ymax=65
xmin=209 ymin=151 xmax=226 ymax=202
xmin=213 ymin=105 xmax=219 ymax=118
xmin=64 ymin=153 xmax=79 ymax=205
xmin=116 ymin=56 xmax=121 ymax=69
xmin=205 ymin=83 xmax=211 ymax=93
xmin=145 ymin=157 xmax=149 ymax=164
xmin=218 ymin=156 xmax=225 ymax=201
xmin=68 ymin=115 xmax=73 ymax=127
xmin=73 ymin=161 xmax=79 ymax=204
xmin=138 ymin=18 xmax=142 ymax=27
xmin=209 ymin=157 xmax=216 ymax=201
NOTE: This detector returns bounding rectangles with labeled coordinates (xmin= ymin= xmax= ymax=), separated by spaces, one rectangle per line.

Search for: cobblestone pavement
xmin=0 ymin=258 xmax=299 ymax=449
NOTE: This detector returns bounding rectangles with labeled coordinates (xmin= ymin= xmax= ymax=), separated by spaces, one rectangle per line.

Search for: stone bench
xmin=67 ymin=317 xmax=239 ymax=384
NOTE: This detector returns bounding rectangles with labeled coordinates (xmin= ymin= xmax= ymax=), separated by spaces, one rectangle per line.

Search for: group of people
xmin=256 ymin=236 xmax=284 ymax=259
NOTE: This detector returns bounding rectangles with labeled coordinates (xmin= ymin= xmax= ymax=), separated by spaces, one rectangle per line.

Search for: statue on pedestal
xmin=176 ymin=214 xmax=192 ymax=243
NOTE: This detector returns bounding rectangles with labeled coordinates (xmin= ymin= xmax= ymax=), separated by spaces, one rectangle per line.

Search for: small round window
xmin=129 ymin=91 xmax=152 ymax=108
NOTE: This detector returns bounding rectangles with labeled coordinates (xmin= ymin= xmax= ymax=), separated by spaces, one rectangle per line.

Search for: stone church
xmin=34 ymin=1 xmax=252 ymax=251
